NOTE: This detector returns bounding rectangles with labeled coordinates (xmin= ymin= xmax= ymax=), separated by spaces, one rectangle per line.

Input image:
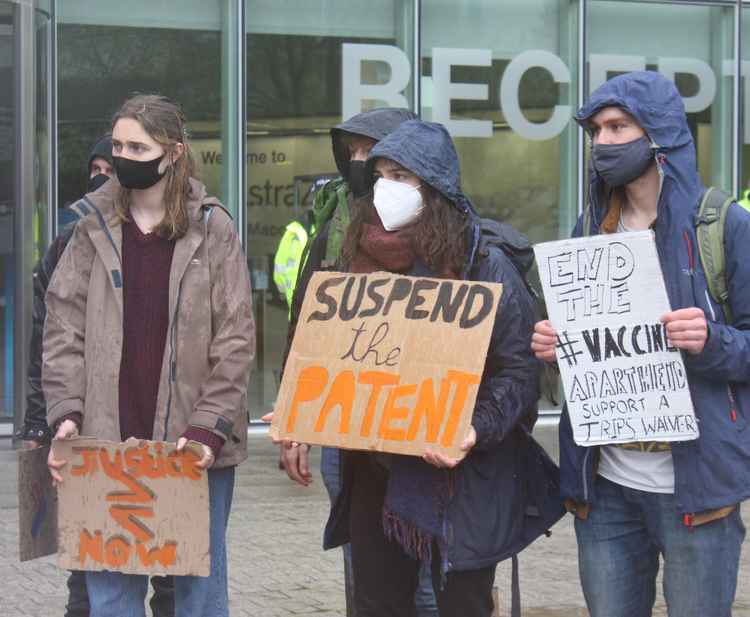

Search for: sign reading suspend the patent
xmin=534 ymin=231 xmax=698 ymax=446
xmin=271 ymin=272 xmax=502 ymax=460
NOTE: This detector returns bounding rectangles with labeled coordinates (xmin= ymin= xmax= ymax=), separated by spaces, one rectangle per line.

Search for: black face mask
xmin=113 ymin=154 xmax=166 ymax=190
xmin=347 ymin=160 xmax=370 ymax=198
xmin=591 ymin=136 xmax=655 ymax=187
xmin=87 ymin=173 xmax=110 ymax=193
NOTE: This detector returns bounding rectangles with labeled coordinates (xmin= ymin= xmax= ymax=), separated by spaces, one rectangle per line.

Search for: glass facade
xmin=4 ymin=0 xmax=750 ymax=430
xmin=1 ymin=0 xmax=53 ymax=422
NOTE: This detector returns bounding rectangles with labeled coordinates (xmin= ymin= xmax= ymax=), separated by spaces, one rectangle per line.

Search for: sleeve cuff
xmin=55 ymin=412 xmax=82 ymax=434
xmin=182 ymin=426 xmax=225 ymax=459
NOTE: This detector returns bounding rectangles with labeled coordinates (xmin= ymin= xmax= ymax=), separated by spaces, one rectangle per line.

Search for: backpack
xmin=582 ymin=187 xmax=735 ymax=324
xmin=695 ymin=187 xmax=734 ymax=324
xmin=475 ymin=218 xmax=559 ymax=407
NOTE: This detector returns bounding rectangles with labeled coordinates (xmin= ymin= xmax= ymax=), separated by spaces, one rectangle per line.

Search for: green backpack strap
xmin=696 ymin=187 xmax=734 ymax=323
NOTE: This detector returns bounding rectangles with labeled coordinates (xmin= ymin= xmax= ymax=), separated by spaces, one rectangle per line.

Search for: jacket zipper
xmin=728 ymin=386 xmax=738 ymax=424
xmin=163 ymin=284 xmax=182 ymax=441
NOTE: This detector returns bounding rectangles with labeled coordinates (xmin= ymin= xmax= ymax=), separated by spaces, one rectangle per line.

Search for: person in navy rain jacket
xmin=533 ymin=70 xmax=750 ymax=617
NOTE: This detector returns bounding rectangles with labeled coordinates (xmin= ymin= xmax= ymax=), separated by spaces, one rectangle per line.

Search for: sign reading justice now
xmin=534 ymin=231 xmax=698 ymax=447
xmin=271 ymin=272 xmax=502 ymax=459
xmin=53 ymin=437 xmax=210 ymax=576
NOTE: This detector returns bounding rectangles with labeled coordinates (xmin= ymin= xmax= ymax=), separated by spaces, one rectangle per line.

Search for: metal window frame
xmin=17 ymin=0 xmax=747 ymax=430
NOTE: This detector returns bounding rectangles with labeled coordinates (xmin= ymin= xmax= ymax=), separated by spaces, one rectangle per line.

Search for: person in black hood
xmin=87 ymin=134 xmax=113 ymax=190
xmin=58 ymin=135 xmax=114 ymax=228
xmin=280 ymin=107 xmax=418 ymax=485
xmin=278 ymin=120 xmax=563 ymax=617
xmin=276 ymin=108 xmax=440 ymax=617
xmin=17 ymin=134 xmax=175 ymax=617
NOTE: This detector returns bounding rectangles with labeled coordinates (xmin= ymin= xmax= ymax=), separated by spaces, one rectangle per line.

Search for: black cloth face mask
xmin=113 ymin=154 xmax=166 ymax=190
xmin=87 ymin=173 xmax=110 ymax=193
xmin=347 ymin=160 xmax=370 ymax=198
xmin=591 ymin=135 xmax=655 ymax=187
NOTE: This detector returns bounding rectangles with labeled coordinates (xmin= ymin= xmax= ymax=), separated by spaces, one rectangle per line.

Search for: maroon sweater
xmin=118 ymin=221 xmax=175 ymax=441
xmin=117 ymin=222 xmax=223 ymax=455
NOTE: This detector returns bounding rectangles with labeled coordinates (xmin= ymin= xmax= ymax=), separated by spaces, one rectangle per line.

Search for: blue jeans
xmin=86 ymin=466 xmax=235 ymax=617
xmin=321 ymin=447 xmax=438 ymax=617
xmin=575 ymin=476 xmax=745 ymax=617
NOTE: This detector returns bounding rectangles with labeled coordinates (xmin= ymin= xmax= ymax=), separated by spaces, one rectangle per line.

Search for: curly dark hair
xmin=342 ymin=184 xmax=471 ymax=278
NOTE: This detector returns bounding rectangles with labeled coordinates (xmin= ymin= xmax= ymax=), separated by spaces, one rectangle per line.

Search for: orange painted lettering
xmin=78 ymin=529 xmax=103 ymax=565
xmin=101 ymin=449 xmax=156 ymax=503
xmin=180 ymin=449 xmax=202 ymax=481
xmin=314 ymin=370 xmax=356 ymax=434
xmin=440 ymin=370 xmax=481 ymax=447
xmin=136 ymin=541 xmax=177 ymax=567
xmin=287 ymin=365 xmax=329 ymax=432
xmin=104 ymin=536 xmax=131 ymax=568
xmin=109 ymin=505 xmax=155 ymax=543
xmin=378 ymin=384 xmax=417 ymax=441
xmin=125 ymin=444 xmax=168 ymax=479
xmin=358 ymin=371 xmax=399 ymax=438
xmin=406 ymin=378 xmax=452 ymax=443
xmin=71 ymin=447 xmax=99 ymax=477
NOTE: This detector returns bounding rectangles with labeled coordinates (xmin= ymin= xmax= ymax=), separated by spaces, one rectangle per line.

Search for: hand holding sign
xmin=423 ymin=425 xmax=477 ymax=468
xmin=532 ymin=320 xmax=559 ymax=363
xmin=48 ymin=419 xmax=79 ymax=485
xmin=662 ymin=308 xmax=708 ymax=355
xmin=176 ymin=437 xmax=215 ymax=470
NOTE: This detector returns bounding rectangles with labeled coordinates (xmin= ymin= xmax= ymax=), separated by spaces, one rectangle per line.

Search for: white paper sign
xmin=534 ymin=231 xmax=699 ymax=446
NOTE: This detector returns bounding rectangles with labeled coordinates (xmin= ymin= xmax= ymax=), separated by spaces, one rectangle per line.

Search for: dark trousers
xmin=64 ymin=570 xmax=175 ymax=617
xmin=347 ymin=453 xmax=496 ymax=617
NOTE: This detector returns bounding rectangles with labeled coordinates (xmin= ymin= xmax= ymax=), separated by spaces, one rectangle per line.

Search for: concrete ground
xmin=2 ymin=430 xmax=750 ymax=617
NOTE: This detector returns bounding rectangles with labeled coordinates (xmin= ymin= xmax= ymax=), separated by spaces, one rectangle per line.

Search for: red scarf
xmin=349 ymin=219 xmax=416 ymax=274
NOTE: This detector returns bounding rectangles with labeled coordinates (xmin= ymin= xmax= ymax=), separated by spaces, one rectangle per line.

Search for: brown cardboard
xmin=18 ymin=446 xmax=58 ymax=561
xmin=271 ymin=272 xmax=502 ymax=460
xmin=53 ymin=437 xmax=210 ymax=576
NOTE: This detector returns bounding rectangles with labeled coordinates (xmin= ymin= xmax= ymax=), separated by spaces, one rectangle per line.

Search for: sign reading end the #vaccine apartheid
xmin=52 ymin=437 xmax=210 ymax=576
xmin=534 ymin=231 xmax=698 ymax=446
xmin=271 ymin=272 xmax=502 ymax=460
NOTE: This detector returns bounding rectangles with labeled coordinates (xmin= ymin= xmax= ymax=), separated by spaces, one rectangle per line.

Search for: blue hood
xmin=576 ymin=70 xmax=703 ymax=230
xmin=366 ymin=120 xmax=477 ymax=217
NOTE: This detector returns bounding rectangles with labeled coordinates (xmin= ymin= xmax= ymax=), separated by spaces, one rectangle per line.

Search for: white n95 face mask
xmin=373 ymin=178 xmax=424 ymax=231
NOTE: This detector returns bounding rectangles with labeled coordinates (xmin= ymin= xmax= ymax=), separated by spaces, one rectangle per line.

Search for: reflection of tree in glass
xmin=246 ymin=34 xmax=390 ymax=120
xmin=57 ymin=25 xmax=220 ymax=205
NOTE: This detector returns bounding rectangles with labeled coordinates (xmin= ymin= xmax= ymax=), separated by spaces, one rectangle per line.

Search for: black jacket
xmin=17 ymin=197 xmax=92 ymax=443
xmin=18 ymin=225 xmax=76 ymax=443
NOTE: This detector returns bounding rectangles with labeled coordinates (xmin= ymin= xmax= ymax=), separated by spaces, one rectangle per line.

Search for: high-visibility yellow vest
xmin=273 ymin=220 xmax=311 ymax=316
xmin=738 ymin=189 xmax=750 ymax=213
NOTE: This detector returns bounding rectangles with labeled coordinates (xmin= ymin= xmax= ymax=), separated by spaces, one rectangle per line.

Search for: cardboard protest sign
xmin=271 ymin=272 xmax=502 ymax=459
xmin=534 ymin=231 xmax=698 ymax=446
xmin=53 ymin=437 xmax=210 ymax=576
xmin=18 ymin=446 xmax=58 ymax=561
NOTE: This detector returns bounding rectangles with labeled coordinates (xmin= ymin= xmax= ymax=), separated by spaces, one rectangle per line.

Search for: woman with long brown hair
xmin=283 ymin=119 xmax=562 ymax=617
xmin=43 ymin=94 xmax=254 ymax=617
